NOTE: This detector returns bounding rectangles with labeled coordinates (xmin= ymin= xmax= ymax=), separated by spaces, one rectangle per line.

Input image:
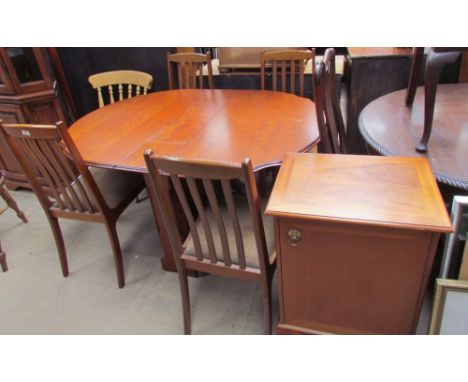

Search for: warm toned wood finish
xmin=144 ymin=153 xmax=276 ymax=334
xmin=405 ymin=48 xmax=465 ymax=152
xmin=69 ymin=89 xmax=319 ymax=272
xmin=0 ymin=121 xmax=144 ymax=288
xmin=69 ymin=90 xmax=320 ymax=171
xmin=88 ymin=70 xmax=153 ymax=108
xmin=0 ymin=240 xmax=6 ymax=272
xmin=0 ymin=175 xmax=27 ymax=223
xmin=359 ymin=84 xmax=468 ymax=191
xmin=0 ymin=48 xmax=71 ymax=190
xmin=266 ymin=153 xmax=451 ymax=334
xmin=260 ymin=49 xmax=315 ymax=97
xmin=167 ymin=53 xmax=214 ymax=90
xmin=314 ymin=48 xmax=347 ymax=154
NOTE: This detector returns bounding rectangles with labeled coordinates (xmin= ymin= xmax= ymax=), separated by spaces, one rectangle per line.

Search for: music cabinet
xmin=265 ymin=153 xmax=452 ymax=334
xmin=0 ymin=47 xmax=70 ymax=189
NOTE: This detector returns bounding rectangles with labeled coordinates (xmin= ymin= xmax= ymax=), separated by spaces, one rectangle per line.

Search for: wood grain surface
xmin=69 ymin=89 xmax=320 ymax=172
xmin=359 ymin=84 xmax=468 ymax=190
xmin=266 ymin=153 xmax=452 ymax=232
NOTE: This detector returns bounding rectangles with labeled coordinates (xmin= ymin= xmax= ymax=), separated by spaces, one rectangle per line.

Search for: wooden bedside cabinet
xmin=265 ymin=153 xmax=452 ymax=334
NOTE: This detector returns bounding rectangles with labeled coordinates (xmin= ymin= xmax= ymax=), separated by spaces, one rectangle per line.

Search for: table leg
xmin=416 ymin=50 xmax=461 ymax=153
xmin=144 ymin=173 xmax=177 ymax=272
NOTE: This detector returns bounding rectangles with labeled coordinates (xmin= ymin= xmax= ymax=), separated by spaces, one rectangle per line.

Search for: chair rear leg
xmin=0 ymin=241 xmax=7 ymax=272
xmin=48 ymin=217 xmax=69 ymax=277
xmin=262 ymin=280 xmax=273 ymax=335
xmin=105 ymin=222 xmax=125 ymax=288
xmin=178 ymin=269 xmax=191 ymax=334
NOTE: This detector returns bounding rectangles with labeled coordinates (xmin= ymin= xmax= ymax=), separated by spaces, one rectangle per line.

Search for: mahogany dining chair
xmin=0 ymin=121 xmax=145 ymax=288
xmin=313 ymin=48 xmax=347 ymax=154
xmin=260 ymin=49 xmax=315 ymax=97
xmin=144 ymin=151 xmax=276 ymax=334
xmin=167 ymin=52 xmax=214 ymax=90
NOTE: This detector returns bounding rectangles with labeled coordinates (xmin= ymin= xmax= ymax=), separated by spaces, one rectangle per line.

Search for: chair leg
xmin=0 ymin=181 xmax=28 ymax=223
xmin=47 ymin=217 xmax=69 ymax=277
xmin=0 ymin=241 xmax=7 ymax=272
xmin=177 ymin=269 xmax=191 ymax=334
xmin=105 ymin=221 xmax=125 ymax=288
xmin=262 ymin=281 xmax=273 ymax=335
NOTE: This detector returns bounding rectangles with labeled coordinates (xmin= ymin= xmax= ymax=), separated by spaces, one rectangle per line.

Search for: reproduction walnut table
xmin=359 ymin=84 xmax=468 ymax=192
xmin=266 ymin=153 xmax=452 ymax=334
xmin=69 ymin=89 xmax=320 ymax=271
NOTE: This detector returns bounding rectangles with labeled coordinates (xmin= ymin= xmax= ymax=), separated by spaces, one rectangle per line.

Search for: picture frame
xmin=429 ymin=278 xmax=468 ymax=334
xmin=439 ymin=195 xmax=468 ymax=278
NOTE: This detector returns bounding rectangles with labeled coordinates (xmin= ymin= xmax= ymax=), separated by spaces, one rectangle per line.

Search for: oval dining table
xmin=69 ymin=89 xmax=320 ymax=271
xmin=359 ymin=84 xmax=468 ymax=194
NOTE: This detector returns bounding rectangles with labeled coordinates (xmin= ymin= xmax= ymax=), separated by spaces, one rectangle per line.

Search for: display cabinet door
xmin=0 ymin=48 xmax=53 ymax=94
xmin=0 ymin=58 xmax=16 ymax=95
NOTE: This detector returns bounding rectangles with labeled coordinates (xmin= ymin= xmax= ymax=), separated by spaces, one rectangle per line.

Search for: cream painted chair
xmin=88 ymin=70 xmax=153 ymax=108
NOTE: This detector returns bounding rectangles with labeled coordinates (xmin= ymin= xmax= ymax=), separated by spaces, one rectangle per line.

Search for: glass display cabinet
xmin=0 ymin=47 xmax=71 ymax=189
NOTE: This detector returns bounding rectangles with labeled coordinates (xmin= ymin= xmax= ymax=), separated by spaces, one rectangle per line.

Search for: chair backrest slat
xmin=313 ymin=48 xmax=347 ymax=154
xmin=221 ymin=179 xmax=246 ymax=269
xmin=48 ymin=141 xmax=95 ymax=213
xmin=202 ymin=178 xmax=231 ymax=266
xmin=39 ymin=139 xmax=84 ymax=212
xmin=186 ymin=177 xmax=217 ymax=263
xmin=108 ymin=85 xmax=114 ymax=103
xmin=260 ymin=49 xmax=315 ymax=98
xmin=144 ymin=152 xmax=269 ymax=274
xmin=281 ymin=60 xmax=287 ymax=91
xmin=170 ymin=174 xmax=204 ymax=261
xmin=89 ymin=70 xmax=153 ymax=109
xmin=22 ymin=138 xmax=65 ymax=209
xmin=290 ymin=60 xmax=296 ymax=94
xmin=167 ymin=52 xmax=214 ymax=90
xmin=0 ymin=122 xmax=108 ymax=216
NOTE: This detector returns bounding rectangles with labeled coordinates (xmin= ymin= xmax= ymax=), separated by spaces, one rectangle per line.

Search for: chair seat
xmin=57 ymin=167 xmax=144 ymax=211
xmin=184 ymin=195 xmax=275 ymax=269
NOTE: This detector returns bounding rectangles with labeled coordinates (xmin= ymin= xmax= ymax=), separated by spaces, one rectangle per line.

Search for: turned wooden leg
xmin=0 ymin=177 xmax=28 ymax=223
xmin=416 ymin=50 xmax=461 ymax=153
xmin=0 ymin=241 xmax=7 ymax=272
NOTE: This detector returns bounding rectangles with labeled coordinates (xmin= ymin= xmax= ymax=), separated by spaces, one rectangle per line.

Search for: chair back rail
xmin=313 ymin=48 xmax=347 ymax=154
xmin=167 ymin=52 xmax=214 ymax=90
xmin=260 ymin=49 xmax=315 ymax=97
xmin=89 ymin=70 xmax=153 ymax=108
xmin=144 ymin=153 xmax=269 ymax=274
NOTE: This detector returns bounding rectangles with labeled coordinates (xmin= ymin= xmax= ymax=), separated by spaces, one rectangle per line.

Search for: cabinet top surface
xmin=266 ymin=153 xmax=452 ymax=232
xmin=347 ymin=47 xmax=413 ymax=58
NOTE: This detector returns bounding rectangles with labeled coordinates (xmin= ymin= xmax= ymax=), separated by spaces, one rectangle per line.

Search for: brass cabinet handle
xmin=288 ymin=228 xmax=301 ymax=247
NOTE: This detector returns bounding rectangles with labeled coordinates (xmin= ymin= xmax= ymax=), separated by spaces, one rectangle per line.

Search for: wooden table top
xmin=359 ymin=84 xmax=468 ymax=191
xmin=266 ymin=153 xmax=451 ymax=232
xmin=69 ymin=89 xmax=320 ymax=172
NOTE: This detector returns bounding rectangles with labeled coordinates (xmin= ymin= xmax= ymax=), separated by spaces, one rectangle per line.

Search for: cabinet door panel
xmin=278 ymin=218 xmax=433 ymax=334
